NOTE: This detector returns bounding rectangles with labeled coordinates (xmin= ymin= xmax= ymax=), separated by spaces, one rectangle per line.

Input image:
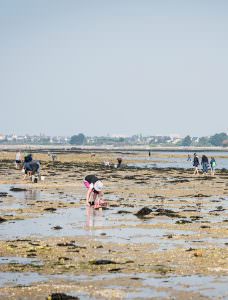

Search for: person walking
xmin=201 ymin=155 xmax=209 ymax=175
xmin=210 ymin=157 xmax=216 ymax=176
xmin=187 ymin=154 xmax=191 ymax=162
xmin=193 ymin=153 xmax=200 ymax=175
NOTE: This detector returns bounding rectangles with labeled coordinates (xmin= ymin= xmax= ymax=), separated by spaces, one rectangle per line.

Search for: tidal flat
xmin=0 ymin=150 xmax=227 ymax=299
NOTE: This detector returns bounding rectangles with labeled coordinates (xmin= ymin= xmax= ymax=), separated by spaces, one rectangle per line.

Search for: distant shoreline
xmin=0 ymin=144 xmax=228 ymax=153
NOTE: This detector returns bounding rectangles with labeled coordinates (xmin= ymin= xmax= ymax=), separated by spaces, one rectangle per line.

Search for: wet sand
xmin=0 ymin=151 xmax=227 ymax=299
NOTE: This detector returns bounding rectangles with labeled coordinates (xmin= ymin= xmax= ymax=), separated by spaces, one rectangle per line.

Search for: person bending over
xmin=83 ymin=175 xmax=104 ymax=207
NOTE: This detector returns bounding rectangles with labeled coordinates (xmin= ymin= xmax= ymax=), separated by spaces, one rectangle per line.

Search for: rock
xmin=47 ymin=293 xmax=79 ymax=300
xmin=176 ymin=219 xmax=192 ymax=224
xmin=0 ymin=192 xmax=8 ymax=197
xmin=155 ymin=208 xmax=181 ymax=218
xmin=108 ymin=268 xmax=122 ymax=272
xmin=216 ymin=206 xmax=225 ymax=211
xmin=190 ymin=216 xmax=202 ymax=220
xmin=10 ymin=187 xmax=27 ymax=192
xmin=89 ymin=259 xmax=117 ymax=265
xmin=109 ymin=204 xmax=120 ymax=207
xmin=27 ymin=253 xmax=37 ymax=257
xmin=170 ymin=179 xmax=190 ymax=183
xmin=117 ymin=210 xmax=132 ymax=214
xmin=124 ymin=176 xmax=136 ymax=180
xmin=57 ymin=242 xmax=75 ymax=247
xmin=0 ymin=217 xmax=7 ymax=223
xmin=57 ymin=242 xmax=86 ymax=249
xmin=44 ymin=208 xmax=57 ymax=212
xmin=52 ymin=226 xmax=63 ymax=230
xmin=135 ymin=207 xmax=152 ymax=217
xmin=194 ymin=194 xmax=210 ymax=198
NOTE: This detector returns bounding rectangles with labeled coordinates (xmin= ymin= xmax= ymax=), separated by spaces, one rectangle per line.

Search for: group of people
xmin=15 ymin=149 xmax=219 ymax=209
xmin=191 ymin=153 xmax=216 ymax=176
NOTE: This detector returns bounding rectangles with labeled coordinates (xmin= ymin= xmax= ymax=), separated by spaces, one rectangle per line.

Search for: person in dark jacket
xmin=201 ymin=155 xmax=209 ymax=175
xmin=23 ymin=160 xmax=40 ymax=179
xmin=193 ymin=153 xmax=200 ymax=175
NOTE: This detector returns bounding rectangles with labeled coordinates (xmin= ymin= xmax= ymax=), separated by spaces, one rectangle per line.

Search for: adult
xmin=23 ymin=160 xmax=40 ymax=180
xmin=193 ymin=153 xmax=200 ymax=175
xmin=201 ymin=155 xmax=209 ymax=175
xmin=15 ymin=150 xmax=22 ymax=169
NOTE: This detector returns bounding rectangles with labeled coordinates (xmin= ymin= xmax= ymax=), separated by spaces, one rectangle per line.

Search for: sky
xmin=0 ymin=0 xmax=228 ymax=137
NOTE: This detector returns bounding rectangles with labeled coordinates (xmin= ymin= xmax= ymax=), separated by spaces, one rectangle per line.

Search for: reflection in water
xmin=86 ymin=207 xmax=104 ymax=230
xmin=23 ymin=190 xmax=41 ymax=201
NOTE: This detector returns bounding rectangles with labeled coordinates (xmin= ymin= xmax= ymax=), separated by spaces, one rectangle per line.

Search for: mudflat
xmin=0 ymin=151 xmax=227 ymax=299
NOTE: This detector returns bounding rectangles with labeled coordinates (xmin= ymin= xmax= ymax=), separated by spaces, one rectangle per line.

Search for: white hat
xmin=94 ymin=180 xmax=103 ymax=192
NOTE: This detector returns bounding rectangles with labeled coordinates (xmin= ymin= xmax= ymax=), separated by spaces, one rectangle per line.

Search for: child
xmin=83 ymin=175 xmax=106 ymax=208
xmin=210 ymin=157 xmax=216 ymax=176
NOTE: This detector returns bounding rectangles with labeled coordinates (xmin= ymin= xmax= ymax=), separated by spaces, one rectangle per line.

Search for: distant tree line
xmin=69 ymin=132 xmax=228 ymax=147
xmin=181 ymin=132 xmax=228 ymax=147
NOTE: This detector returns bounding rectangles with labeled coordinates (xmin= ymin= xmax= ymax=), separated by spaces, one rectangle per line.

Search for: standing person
xmin=83 ymin=175 xmax=106 ymax=207
xmin=210 ymin=157 xmax=216 ymax=176
xmin=187 ymin=154 xmax=191 ymax=162
xmin=201 ymin=154 xmax=209 ymax=175
xmin=15 ymin=150 xmax=22 ymax=169
xmin=193 ymin=153 xmax=200 ymax=175
xmin=148 ymin=151 xmax=151 ymax=157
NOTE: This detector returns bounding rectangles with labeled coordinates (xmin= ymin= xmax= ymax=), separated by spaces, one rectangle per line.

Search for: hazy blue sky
xmin=0 ymin=0 xmax=228 ymax=137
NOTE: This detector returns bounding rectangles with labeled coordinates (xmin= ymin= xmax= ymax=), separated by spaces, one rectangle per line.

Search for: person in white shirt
xmin=15 ymin=150 xmax=22 ymax=169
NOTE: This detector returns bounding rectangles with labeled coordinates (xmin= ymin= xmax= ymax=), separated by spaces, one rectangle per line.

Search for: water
xmin=0 ymin=257 xmax=42 ymax=266
xmin=140 ymin=274 xmax=228 ymax=299
xmin=0 ymin=272 xmax=47 ymax=287
xmin=0 ymin=272 xmax=227 ymax=299
xmin=0 ymin=184 xmax=79 ymax=213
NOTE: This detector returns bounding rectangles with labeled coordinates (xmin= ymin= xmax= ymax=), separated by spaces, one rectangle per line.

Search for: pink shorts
xmin=83 ymin=180 xmax=90 ymax=189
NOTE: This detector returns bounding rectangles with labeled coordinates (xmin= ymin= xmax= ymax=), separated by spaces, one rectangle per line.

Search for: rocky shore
xmin=0 ymin=151 xmax=227 ymax=299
